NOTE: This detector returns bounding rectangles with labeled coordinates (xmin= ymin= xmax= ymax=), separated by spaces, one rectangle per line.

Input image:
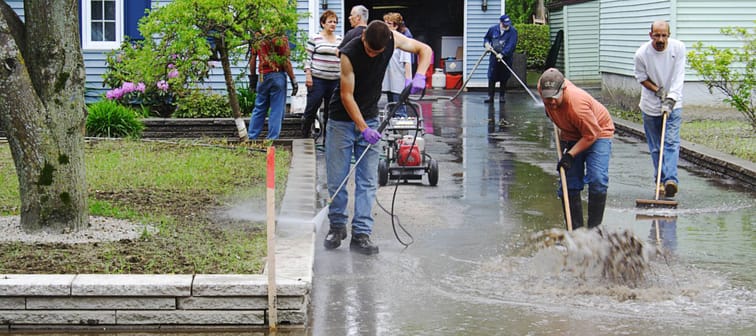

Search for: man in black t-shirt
xmin=324 ymin=21 xmax=432 ymax=255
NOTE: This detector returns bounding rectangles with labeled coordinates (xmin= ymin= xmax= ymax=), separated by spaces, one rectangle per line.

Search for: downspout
xmin=308 ymin=0 xmax=317 ymax=35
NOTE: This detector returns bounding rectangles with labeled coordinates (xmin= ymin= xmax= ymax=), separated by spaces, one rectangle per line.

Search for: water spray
xmin=487 ymin=46 xmax=543 ymax=105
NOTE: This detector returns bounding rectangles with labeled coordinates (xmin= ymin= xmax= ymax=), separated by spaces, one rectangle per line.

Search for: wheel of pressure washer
xmin=427 ymin=158 xmax=439 ymax=186
xmin=378 ymin=158 xmax=389 ymax=186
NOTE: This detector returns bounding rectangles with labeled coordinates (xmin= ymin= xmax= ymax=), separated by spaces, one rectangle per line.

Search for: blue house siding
xmin=5 ymin=0 xmax=23 ymax=21
xmin=465 ymin=0 xmax=503 ymax=87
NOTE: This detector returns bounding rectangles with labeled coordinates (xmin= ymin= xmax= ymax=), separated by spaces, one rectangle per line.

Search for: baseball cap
xmin=539 ymin=68 xmax=565 ymax=99
xmin=500 ymin=15 xmax=511 ymax=25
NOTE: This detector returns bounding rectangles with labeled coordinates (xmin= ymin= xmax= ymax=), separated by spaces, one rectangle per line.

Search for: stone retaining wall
xmin=0 ymin=274 xmax=307 ymax=328
xmin=0 ymin=140 xmax=318 ymax=331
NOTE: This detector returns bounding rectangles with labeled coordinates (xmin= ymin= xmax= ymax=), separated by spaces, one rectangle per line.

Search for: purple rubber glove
xmin=410 ymin=73 xmax=426 ymax=94
xmin=404 ymin=78 xmax=412 ymax=88
xmin=361 ymin=128 xmax=382 ymax=145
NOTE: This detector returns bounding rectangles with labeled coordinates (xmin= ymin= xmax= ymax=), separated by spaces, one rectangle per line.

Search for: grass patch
xmin=682 ymin=120 xmax=755 ymax=161
xmin=0 ymin=139 xmax=290 ymax=274
xmin=608 ymin=108 xmax=754 ymax=162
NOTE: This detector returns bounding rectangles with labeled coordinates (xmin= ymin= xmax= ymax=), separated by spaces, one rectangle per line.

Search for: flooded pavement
xmin=310 ymin=92 xmax=755 ymax=335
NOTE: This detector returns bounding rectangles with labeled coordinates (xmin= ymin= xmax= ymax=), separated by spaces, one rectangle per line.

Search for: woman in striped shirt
xmin=301 ymin=10 xmax=342 ymax=138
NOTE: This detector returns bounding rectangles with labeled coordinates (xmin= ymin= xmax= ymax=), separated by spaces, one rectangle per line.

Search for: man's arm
xmin=393 ymin=31 xmax=432 ymax=79
xmin=339 ymin=54 xmax=368 ymax=132
xmin=483 ymin=26 xmax=493 ymax=46
xmin=667 ymin=42 xmax=686 ymax=102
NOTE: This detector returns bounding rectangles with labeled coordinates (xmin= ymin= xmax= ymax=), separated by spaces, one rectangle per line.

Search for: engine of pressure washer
xmin=397 ymin=135 xmax=424 ymax=166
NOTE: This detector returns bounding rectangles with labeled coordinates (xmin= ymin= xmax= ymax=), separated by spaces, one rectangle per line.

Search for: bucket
xmin=431 ymin=69 xmax=446 ymax=89
xmin=445 ymin=73 xmax=462 ymax=90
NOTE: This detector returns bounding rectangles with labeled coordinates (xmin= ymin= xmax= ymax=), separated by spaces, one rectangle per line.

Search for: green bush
xmin=237 ymin=82 xmax=257 ymax=114
xmin=86 ymin=100 xmax=144 ymax=138
xmin=688 ymin=22 xmax=756 ymax=129
xmin=174 ymin=90 xmax=233 ymax=118
xmin=515 ymin=24 xmax=550 ymax=70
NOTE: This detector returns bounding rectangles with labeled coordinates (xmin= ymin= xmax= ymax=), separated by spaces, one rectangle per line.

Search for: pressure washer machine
xmin=377 ymin=101 xmax=439 ymax=187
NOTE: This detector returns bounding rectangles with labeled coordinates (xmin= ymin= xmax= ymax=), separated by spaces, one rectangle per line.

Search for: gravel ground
xmin=0 ymin=216 xmax=153 ymax=244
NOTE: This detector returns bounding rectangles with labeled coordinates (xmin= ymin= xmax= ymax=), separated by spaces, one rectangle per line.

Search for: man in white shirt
xmin=633 ymin=20 xmax=686 ymax=198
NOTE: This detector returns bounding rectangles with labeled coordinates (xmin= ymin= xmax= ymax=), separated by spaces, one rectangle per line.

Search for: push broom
xmin=636 ymin=111 xmax=678 ymax=208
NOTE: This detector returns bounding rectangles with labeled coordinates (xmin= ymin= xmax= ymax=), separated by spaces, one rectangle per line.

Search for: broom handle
xmin=654 ymin=112 xmax=668 ymax=201
xmin=554 ymin=126 xmax=573 ymax=232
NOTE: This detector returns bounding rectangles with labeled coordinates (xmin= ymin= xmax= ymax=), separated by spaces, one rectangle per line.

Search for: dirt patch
xmin=0 ymin=188 xmax=266 ymax=274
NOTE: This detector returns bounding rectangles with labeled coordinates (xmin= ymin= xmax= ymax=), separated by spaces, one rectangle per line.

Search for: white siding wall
xmin=599 ymin=0 xmax=669 ymax=77
xmin=564 ymin=1 xmax=600 ymax=83
xmin=677 ymin=0 xmax=756 ymax=79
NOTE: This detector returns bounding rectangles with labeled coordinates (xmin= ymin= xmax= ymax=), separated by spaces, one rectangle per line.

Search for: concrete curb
xmin=612 ymin=118 xmax=755 ymax=188
xmin=0 ymin=139 xmax=317 ymax=331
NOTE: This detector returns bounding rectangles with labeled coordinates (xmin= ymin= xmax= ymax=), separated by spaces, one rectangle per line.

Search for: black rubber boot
xmin=350 ymin=233 xmax=379 ymax=255
xmin=324 ymin=227 xmax=347 ymax=249
xmin=484 ymin=80 xmax=496 ymax=103
xmin=499 ymin=86 xmax=506 ymax=104
xmin=561 ymin=193 xmax=584 ymax=230
xmin=587 ymin=192 xmax=607 ymax=229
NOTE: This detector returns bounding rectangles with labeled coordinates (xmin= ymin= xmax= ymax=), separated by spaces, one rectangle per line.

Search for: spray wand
xmin=311 ymin=86 xmax=414 ymax=230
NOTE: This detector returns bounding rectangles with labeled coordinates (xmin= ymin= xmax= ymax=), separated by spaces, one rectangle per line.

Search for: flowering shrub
xmin=103 ymin=39 xmax=211 ymax=117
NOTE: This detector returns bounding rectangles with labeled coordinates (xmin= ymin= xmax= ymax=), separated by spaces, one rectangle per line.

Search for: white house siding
xmin=676 ymin=0 xmax=756 ymax=78
xmin=465 ymin=0 xmax=504 ymax=88
xmin=563 ymin=1 xmax=600 ymax=83
xmin=599 ymin=0 xmax=668 ymax=77
xmin=600 ymin=0 xmax=756 ymax=107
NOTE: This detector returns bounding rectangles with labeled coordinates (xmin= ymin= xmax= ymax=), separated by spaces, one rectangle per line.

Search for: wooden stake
xmin=266 ymin=146 xmax=277 ymax=331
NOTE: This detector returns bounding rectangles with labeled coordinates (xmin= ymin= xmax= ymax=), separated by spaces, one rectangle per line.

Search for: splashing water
xmin=530 ymin=228 xmax=652 ymax=287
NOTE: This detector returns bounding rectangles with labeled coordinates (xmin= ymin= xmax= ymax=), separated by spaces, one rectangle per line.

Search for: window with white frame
xmin=82 ymin=0 xmax=123 ymax=50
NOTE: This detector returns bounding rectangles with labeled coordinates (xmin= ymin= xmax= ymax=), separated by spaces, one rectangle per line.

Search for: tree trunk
xmin=0 ymin=0 xmax=88 ymax=232
xmin=217 ymin=37 xmax=248 ymax=140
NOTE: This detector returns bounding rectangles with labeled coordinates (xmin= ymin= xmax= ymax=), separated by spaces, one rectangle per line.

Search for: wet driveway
xmin=310 ymin=91 xmax=755 ymax=335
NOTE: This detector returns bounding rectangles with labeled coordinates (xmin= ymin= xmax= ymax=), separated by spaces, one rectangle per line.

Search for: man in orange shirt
xmin=538 ymin=68 xmax=615 ymax=229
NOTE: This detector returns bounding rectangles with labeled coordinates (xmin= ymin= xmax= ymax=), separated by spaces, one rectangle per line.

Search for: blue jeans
xmin=303 ymin=77 xmax=338 ymax=125
xmin=642 ymin=108 xmax=681 ymax=184
xmin=325 ymin=118 xmax=380 ymax=235
xmin=248 ymin=72 xmax=286 ymax=139
xmin=386 ymin=92 xmax=407 ymax=117
xmin=558 ymin=138 xmax=612 ymax=196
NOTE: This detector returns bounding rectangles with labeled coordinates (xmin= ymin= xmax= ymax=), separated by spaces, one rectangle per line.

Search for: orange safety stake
xmin=266 ymin=146 xmax=277 ymax=331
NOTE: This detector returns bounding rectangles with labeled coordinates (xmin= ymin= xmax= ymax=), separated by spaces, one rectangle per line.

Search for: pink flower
xmin=121 ymin=82 xmax=137 ymax=93
xmin=168 ymin=63 xmax=175 ymax=69
xmin=167 ymin=69 xmax=179 ymax=79
xmin=106 ymin=87 xmax=124 ymax=100
xmin=136 ymin=82 xmax=146 ymax=93
xmin=156 ymin=80 xmax=169 ymax=91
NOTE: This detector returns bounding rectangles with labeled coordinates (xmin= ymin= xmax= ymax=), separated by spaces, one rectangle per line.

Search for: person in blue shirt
xmin=483 ymin=14 xmax=518 ymax=104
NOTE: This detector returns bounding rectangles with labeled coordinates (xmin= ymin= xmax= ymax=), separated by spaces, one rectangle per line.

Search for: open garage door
xmin=342 ymin=0 xmax=464 ymax=66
